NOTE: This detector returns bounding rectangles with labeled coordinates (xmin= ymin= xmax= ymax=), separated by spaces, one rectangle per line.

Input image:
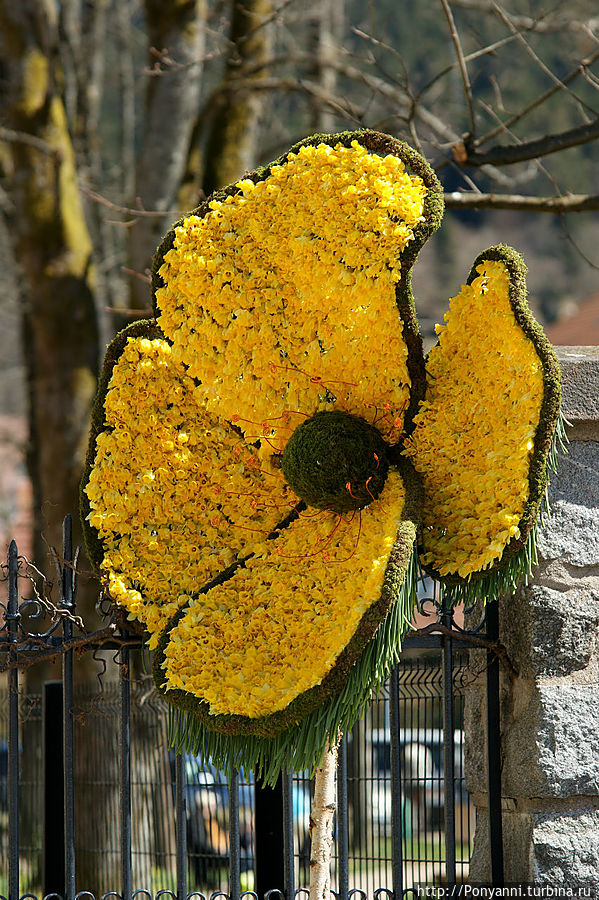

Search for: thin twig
xmin=417 ymin=33 xmax=518 ymax=100
xmin=80 ymin=187 xmax=184 ymax=220
xmin=119 ymin=267 xmax=152 ymax=286
xmin=474 ymin=47 xmax=599 ymax=147
xmin=439 ymin=0 xmax=475 ymax=138
xmin=0 ymin=126 xmax=59 ymax=156
xmin=491 ymin=1 xmax=598 ymax=118
xmin=451 ymin=0 xmax=599 ymax=36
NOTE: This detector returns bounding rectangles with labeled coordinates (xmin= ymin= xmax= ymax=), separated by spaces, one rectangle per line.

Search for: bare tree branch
xmin=444 ymin=191 xmax=599 ymax=212
xmin=0 ymin=125 xmax=58 ymax=156
xmin=475 ymin=48 xmax=599 ymax=147
xmin=439 ymin=0 xmax=475 ymax=137
xmin=451 ymin=0 xmax=599 ymax=36
xmin=491 ymin=1 xmax=598 ymax=118
xmin=455 ymin=116 xmax=599 ymax=166
xmin=417 ymin=33 xmax=519 ymax=99
xmin=80 ymin=187 xmax=184 ymax=222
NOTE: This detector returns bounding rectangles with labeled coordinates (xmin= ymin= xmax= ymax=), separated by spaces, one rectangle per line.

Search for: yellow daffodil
xmin=82 ymin=131 xmax=562 ymax=775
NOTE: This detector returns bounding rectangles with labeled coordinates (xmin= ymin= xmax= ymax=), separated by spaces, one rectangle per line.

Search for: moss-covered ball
xmin=281 ymin=410 xmax=389 ymax=513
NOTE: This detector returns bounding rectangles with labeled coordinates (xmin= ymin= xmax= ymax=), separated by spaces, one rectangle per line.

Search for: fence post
xmin=229 ymin=768 xmax=241 ymax=900
xmin=336 ymin=737 xmax=349 ymax=900
xmin=175 ymin=752 xmax=188 ymax=900
xmin=485 ymin=601 xmax=504 ymax=886
xmin=255 ymin=776 xmax=285 ymax=896
xmin=43 ymin=681 xmax=66 ymax=897
xmin=120 ymin=642 xmax=133 ymax=900
xmin=7 ymin=540 xmax=20 ymax=900
xmin=282 ymin=771 xmax=295 ymax=900
xmin=389 ymin=664 xmax=404 ymax=899
xmin=441 ymin=589 xmax=457 ymax=887
xmin=62 ymin=515 xmax=76 ymax=900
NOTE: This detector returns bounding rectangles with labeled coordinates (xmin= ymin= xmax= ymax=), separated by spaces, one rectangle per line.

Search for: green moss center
xmin=280 ymin=410 xmax=389 ymax=513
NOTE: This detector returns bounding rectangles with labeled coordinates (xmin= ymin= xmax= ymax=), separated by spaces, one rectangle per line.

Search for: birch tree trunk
xmin=0 ymin=0 xmax=100 ymax=620
xmin=310 ymin=740 xmax=339 ymax=900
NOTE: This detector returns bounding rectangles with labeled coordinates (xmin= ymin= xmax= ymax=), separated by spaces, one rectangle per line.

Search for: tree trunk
xmin=202 ymin=0 xmax=273 ymax=196
xmin=127 ymin=0 xmax=207 ymax=313
xmin=0 ymin=0 xmax=100 ymax=643
xmin=307 ymin=0 xmax=344 ymax=134
xmin=309 ymin=739 xmax=338 ymax=900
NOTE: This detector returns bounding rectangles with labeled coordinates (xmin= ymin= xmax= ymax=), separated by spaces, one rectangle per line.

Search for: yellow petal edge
xmin=84 ymin=335 xmax=294 ymax=645
xmin=404 ymin=258 xmax=544 ymax=579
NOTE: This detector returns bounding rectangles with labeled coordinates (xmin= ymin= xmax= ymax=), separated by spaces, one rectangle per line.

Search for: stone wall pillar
xmin=465 ymin=346 xmax=599 ymax=889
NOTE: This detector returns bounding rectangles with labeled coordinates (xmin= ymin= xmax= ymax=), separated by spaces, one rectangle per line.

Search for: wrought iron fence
xmin=0 ymin=517 xmax=504 ymax=899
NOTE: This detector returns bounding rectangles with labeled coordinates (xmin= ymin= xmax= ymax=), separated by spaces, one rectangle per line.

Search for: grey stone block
xmin=528 ymin=585 xmax=599 ymax=675
xmin=556 ymin=347 xmax=599 ymax=424
xmin=468 ymin=807 xmax=599 ymax=888
xmin=468 ymin=808 xmax=534 ymax=883
xmin=537 ymin=442 xmax=599 ymax=568
xmin=536 ymin=684 xmax=599 ymax=798
xmin=533 ymin=808 xmax=599 ymax=890
xmin=463 ymin=676 xmax=487 ymax=796
xmin=498 ymin=682 xmax=599 ymax=799
xmin=503 ymin=583 xmax=599 ymax=677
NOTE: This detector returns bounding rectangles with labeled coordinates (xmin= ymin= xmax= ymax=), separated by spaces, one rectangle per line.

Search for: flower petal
xmin=404 ymin=246 xmax=561 ymax=589
xmin=82 ymin=326 xmax=295 ymax=645
xmin=153 ymin=133 xmax=443 ymax=450
xmin=154 ymin=465 xmax=420 ymax=733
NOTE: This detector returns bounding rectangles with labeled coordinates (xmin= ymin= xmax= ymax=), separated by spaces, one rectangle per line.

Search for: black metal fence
xmin=0 ymin=517 xmax=503 ymax=899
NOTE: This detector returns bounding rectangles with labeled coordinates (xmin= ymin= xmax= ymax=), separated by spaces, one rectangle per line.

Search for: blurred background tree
xmin=0 ymin=0 xmax=598 ymax=886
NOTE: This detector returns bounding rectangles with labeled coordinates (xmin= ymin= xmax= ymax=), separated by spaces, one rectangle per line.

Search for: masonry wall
xmin=465 ymin=346 xmax=599 ymax=889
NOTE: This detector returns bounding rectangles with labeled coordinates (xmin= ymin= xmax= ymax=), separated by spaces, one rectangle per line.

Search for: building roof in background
xmin=546 ymin=293 xmax=599 ymax=346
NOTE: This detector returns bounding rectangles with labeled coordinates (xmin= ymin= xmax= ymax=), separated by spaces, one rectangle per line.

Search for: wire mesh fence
xmin=1 ymin=518 xmax=502 ymax=899
xmin=0 ymin=652 xmax=474 ymax=897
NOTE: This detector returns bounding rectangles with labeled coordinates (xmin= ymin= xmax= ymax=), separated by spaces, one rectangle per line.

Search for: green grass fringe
xmin=166 ymin=549 xmax=418 ymax=785
xmin=441 ymin=409 xmax=569 ymax=608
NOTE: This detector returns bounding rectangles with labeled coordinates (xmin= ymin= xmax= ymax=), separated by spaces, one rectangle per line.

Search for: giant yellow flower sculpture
xmin=82 ymin=131 xmax=564 ymax=778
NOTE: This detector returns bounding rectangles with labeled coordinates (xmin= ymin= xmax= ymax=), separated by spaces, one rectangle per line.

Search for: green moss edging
xmin=79 ymin=319 xmax=162 ymax=593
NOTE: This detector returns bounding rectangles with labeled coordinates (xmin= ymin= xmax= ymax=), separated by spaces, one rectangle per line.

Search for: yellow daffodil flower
xmin=81 ymin=131 xmax=562 ymax=776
